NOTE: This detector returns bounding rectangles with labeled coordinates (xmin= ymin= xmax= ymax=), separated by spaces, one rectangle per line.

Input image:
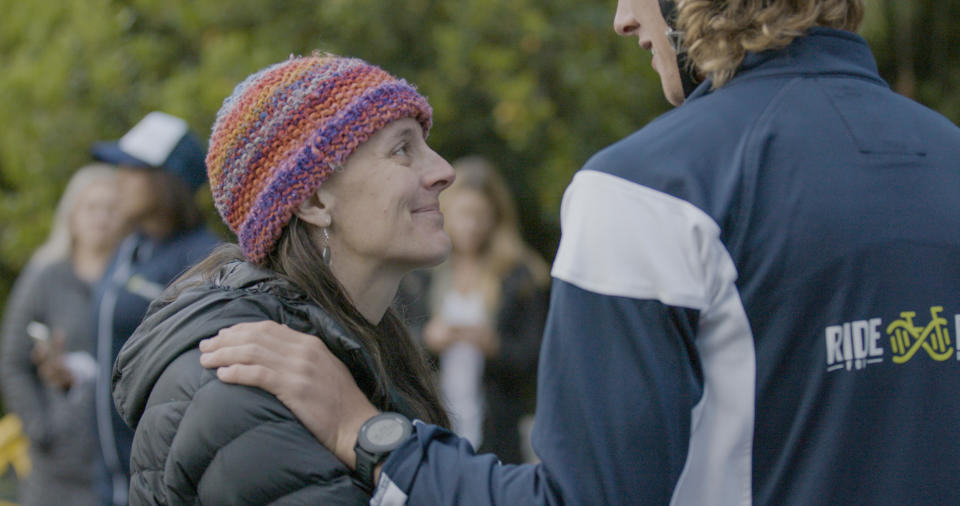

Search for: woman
xmin=1 ymin=164 xmax=124 ymax=506
xmin=401 ymin=155 xmax=549 ymax=463
xmin=111 ymin=53 xmax=453 ymax=504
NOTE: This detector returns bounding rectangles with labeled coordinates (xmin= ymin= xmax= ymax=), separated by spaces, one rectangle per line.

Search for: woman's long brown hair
xmin=173 ymin=217 xmax=449 ymax=427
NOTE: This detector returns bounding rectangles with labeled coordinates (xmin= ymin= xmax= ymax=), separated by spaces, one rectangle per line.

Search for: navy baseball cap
xmin=91 ymin=111 xmax=207 ymax=191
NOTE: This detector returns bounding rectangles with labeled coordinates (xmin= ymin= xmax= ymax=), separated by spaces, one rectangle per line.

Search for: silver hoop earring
xmin=321 ymin=227 xmax=332 ymax=266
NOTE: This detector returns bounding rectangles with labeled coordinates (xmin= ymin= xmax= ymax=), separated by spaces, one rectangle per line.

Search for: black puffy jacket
xmin=112 ymin=260 xmax=408 ymax=505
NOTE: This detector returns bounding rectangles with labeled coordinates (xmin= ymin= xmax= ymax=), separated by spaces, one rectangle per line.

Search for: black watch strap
xmin=354 ymin=412 xmax=413 ymax=491
xmin=354 ymin=444 xmax=382 ymax=491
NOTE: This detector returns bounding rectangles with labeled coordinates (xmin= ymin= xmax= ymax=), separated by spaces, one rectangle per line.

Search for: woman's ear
xmin=294 ymin=190 xmax=333 ymax=228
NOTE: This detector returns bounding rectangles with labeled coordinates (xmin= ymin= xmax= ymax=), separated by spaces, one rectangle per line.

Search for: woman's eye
xmin=392 ymin=143 xmax=409 ymax=157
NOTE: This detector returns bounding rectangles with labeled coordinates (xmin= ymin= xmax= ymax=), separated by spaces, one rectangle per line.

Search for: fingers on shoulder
xmin=220 ymin=320 xmax=285 ymax=339
xmin=215 ymin=363 xmax=280 ymax=391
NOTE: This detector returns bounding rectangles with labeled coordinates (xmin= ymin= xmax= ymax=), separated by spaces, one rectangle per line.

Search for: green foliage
xmin=0 ymin=0 xmax=665 ymax=300
xmin=0 ymin=0 xmax=958 ymax=311
xmin=864 ymin=0 xmax=960 ymax=122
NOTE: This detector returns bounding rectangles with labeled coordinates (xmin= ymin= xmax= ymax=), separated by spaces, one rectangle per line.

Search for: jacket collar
xmin=213 ymin=260 xmax=364 ymax=354
xmin=213 ymin=261 xmax=416 ymax=417
xmin=687 ymin=27 xmax=886 ymax=101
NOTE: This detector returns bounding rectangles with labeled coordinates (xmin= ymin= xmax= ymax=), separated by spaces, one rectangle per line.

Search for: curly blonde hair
xmin=678 ymin=0 xmax=864 ymax=88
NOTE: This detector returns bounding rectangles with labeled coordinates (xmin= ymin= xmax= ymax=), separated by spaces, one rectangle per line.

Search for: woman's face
xmin=322 ymin=118 xmax=456 ymax=272
xmin=443 ymin=188 xmax=496 ymax=256
xmin=72 ymin=179 xmax=122 ymax=252
xmin=115 ymin=168 xmax=158 ymax=227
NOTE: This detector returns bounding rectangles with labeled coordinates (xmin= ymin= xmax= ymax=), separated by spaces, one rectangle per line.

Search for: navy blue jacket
xmin=373 ymin=28 xmax=960 ymax=505
xmin=94 ymin=227 xmax=219 ymax=505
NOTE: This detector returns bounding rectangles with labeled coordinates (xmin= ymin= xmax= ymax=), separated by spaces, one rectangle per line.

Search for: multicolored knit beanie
xmin=206 ymin=53 xmax=433 ymax=264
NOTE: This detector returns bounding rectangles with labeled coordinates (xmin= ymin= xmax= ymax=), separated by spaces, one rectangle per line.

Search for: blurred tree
xmin=1 ymin=0 xmax=958 ymax=313
xmin=863 ymin=0 xmax=960 ymax=120
xmin=0 ymin=0 xmax=662 ymax=308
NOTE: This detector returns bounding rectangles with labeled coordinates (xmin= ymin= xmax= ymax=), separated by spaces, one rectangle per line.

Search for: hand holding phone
xmin=26 ymin=321 xmax=50 ymax=342
xmin=28 ymin=324 xmax=73 ymax=391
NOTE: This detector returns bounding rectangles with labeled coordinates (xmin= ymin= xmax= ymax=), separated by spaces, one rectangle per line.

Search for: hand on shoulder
xmin=199 ymin=320 xmax=379 ymax=469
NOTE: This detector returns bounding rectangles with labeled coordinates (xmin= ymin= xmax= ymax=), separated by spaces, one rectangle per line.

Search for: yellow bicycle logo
xmin=888 ymin=306 xmax=953 ymax=363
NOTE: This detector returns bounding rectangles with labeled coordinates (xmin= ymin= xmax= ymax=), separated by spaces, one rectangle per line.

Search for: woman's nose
xmin=425 ymin=149 xmax=455 ymax=191
xmin=613 ymin=0 xmax=640 ymax=36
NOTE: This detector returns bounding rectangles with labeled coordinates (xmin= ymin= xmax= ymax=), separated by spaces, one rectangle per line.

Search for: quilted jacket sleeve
xmin=130 ymin=349 xmax=369 ymax=506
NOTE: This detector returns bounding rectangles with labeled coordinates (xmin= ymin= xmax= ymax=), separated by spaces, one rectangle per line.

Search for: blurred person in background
xmin=1 ymin=164 xmax=124 ymax=506
xmin=400 ymin=155 xmax=548 ymax=464
xmin=199 ymin=0 xmax=960 ymax=504
xmin=110 ymin=54 xmax=453 ymax=504
xmin=90 ymin=111 xmax=220 ymax=506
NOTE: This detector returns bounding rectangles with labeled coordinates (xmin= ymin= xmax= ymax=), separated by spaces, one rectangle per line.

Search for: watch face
xmin=360 ymin=413 xmax=413 ymax=453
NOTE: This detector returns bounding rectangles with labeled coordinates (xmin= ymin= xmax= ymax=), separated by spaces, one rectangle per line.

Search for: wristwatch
xmin=354 ymin=412 xmax=413 ymax=490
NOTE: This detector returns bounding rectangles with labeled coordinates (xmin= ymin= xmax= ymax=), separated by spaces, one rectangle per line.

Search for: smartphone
xmin=26 ymin=321 xmax=50 ymax=342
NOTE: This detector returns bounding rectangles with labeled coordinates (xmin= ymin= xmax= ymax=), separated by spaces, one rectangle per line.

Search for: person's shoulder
xmin=182 ymin=361 xmax=296 ymax=432
xmin=496 ymin=263 xmax=546 ymax=307
xmin=4 ymin=260 xmax=73 ymax=308
xmin=583 ymin=100 xmax=717 ymax=179
xmin=138 ymin=349 xmax=364 ymax=504
xmin=141 ymin=227 xmax=221 ymax=280
xmin=37 ymin=259 xmax=73 ymax=276
xmin=575 ymin=112 xmax=708 ymax=210
xmin=501 ymin=262 xmax=538 ymax=289
xmin=179 ymin=227 xmax=223 ymax=260
xmin=574 ymin=84 xmax=776 ymax=216
xmin=21 ymin=259 xmax=73 ymax=285
xmin=870 ymin=85 xmax=960 ymax=144
xmin=114 ymin=272 xmax=287 ymax=427
xmin=145 ymin=348 xmax=303 ymax=450
xmin=167 ymin=359 xmax=365 ymax=503
xmin=189 ymin=226 xmax=223 ymax=245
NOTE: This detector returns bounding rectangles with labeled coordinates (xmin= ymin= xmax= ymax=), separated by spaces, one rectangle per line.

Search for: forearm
xmin=330 ymin=401 xmax=380 ymax=471
xmin=374 ymin=422 xmax=560 ymax=506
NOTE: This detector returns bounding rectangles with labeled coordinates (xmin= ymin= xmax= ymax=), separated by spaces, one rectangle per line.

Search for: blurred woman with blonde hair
xmin=1 ymin=164 xmax=124 ymax=506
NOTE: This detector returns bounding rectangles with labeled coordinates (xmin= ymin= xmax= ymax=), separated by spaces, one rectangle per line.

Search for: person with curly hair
xmin=199 ymin=1 xmax=960 ymax=504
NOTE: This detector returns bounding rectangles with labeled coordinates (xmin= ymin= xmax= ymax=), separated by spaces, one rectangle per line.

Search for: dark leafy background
xmin=1 ymin=0 xmax=956 ymax=311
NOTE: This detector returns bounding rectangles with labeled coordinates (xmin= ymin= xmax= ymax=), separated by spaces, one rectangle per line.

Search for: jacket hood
xmin=112 ymin=260 xmax=374 ymax=429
